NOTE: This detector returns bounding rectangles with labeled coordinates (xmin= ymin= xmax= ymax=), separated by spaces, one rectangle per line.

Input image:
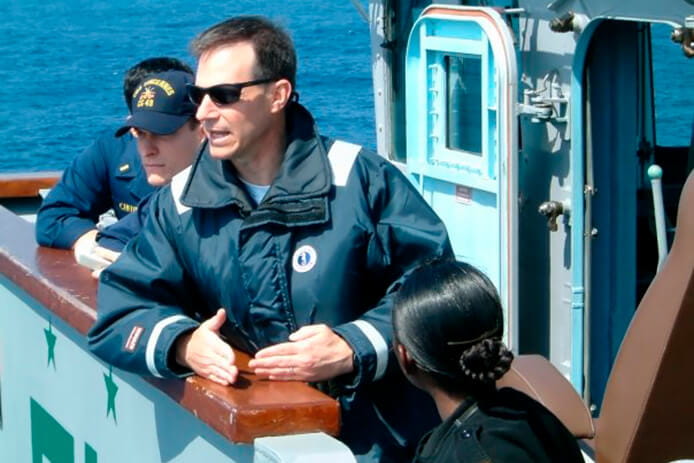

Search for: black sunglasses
xmin=186 ymin=78 xmax=275 ymax=106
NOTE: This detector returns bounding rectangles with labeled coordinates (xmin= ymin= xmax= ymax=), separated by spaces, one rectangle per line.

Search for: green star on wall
xmin=104 ymin=366 xmax=118 ymax=424
xmin=44 ymin=321 xmax=57 ymax=370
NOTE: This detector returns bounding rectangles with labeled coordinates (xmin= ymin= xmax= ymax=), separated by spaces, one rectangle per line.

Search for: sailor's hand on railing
xmin=73 ymin=230 xmax=114 ymax=277
xmin=175 ymin=308 xmax=239 ymax=386
xmin=72 ymin=229 xmax=98 ymax=251
xmin=249 ymin=324 xmax=354 ymax=382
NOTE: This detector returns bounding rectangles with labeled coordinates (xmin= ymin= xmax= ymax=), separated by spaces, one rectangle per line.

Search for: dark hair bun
xmin=458 ymin=338 xmax=514 ymax=385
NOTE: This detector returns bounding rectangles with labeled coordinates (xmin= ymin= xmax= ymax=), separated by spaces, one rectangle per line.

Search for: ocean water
xmin=0 ymin=0 xmax=375 ymax=172
xmin=651 ymin=23 xmax=693 ymax=147
xmin=0 ymin=2 xmax=690 ymax=172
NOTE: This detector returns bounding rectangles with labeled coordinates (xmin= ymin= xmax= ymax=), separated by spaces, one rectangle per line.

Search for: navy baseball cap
xmin=115 ymin=70 xmax=196 ymax=137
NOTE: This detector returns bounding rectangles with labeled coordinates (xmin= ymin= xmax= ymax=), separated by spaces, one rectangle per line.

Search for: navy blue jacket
xmin=88 ymin=104 xmax=452 ymax=460
xmin=36 ymin=131 xmax=154 ymax=249
xmin=413 ymin=388 xmax=583 ymax=463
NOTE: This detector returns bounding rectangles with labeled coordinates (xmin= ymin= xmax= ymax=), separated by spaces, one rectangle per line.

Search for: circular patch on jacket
xmin=292 ymin=245 xmax=317 ymax=273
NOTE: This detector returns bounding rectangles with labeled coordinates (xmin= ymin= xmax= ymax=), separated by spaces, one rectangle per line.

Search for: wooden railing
xmin=0 ymin=199 xmax=340 ymax=444
xmin=0 ymin=171 xmax=61 ymax=198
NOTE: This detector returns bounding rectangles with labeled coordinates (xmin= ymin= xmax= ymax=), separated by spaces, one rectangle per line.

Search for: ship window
xmin=446 ymin=54 xmax=482 ymax=155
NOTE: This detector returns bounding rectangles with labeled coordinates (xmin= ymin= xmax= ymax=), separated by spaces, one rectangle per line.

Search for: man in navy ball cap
xmin=36 ymin=58 xmax=194 ymax=251
xmin=91 ymin=70 xmax=204 ymax=266
xmin=113 ymin=70 xmax=202 ymax=189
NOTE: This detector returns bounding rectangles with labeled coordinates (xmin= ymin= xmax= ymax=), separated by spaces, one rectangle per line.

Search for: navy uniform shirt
xmin=36 ymin=131 xmax=154 ymax=249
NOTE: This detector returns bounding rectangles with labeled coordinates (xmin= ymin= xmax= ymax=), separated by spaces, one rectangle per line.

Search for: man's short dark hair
xmin=190 ymin=16 xmax=296 ymax=89
xmin=123 ymin=57 xmax=194 ymax=111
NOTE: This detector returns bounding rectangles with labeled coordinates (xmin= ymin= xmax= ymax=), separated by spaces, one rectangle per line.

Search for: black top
xmin=413 ymin=387 xmax=584 ymax=463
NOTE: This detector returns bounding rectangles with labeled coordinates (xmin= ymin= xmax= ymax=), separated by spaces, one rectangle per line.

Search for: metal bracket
xmin=538 ymin=200 xmax=571 ymax=231
xmin=519 ymin=72 xmax=569 ymax=123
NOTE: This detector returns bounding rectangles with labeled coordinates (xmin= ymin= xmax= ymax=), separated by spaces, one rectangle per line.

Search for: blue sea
xmin=0 ymin=2 xmax=690 ymax=172
xmin=0 ymin=0 xmax=375 ymax=172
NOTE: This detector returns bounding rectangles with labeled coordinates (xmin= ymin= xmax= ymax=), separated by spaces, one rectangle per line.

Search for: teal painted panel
xmin=410 ymin=162 xmax=498 ymax=193
xmin=424 ymin=19 xmax=483 ymax=42
xmin=255 ymin=433 xmax=355 ymax=463
xmin=420 ymin=175 xmax=500 ymax=289
xmin=407 ymin=15 xmax=501 ymax=285
xmin=0 ymin=276 xmax=253 ymax=462
xmin=405 ymin=7 xmax=518 ymax=349
xmin=422 ymin=36 xmax=484 ymax=54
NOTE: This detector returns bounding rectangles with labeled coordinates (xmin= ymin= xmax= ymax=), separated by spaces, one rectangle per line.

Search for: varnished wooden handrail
xmin=0 ymin=205 xmax=340 ymax=443
xmin=0 ymin=171 xmax=61 ymax=198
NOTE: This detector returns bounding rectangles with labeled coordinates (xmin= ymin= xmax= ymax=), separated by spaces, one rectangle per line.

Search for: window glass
xmin=446 ymin=54 xmax=482 ymax=155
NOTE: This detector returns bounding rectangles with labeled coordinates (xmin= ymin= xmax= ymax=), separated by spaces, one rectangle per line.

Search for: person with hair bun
xmin=393 ymin=259 xmax=583 ymax=462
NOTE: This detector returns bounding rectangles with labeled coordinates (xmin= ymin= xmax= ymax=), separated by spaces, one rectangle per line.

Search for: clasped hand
xmin=176 ymin=310 xmax=354 ymax=385
xmin=249 ymin=324 xmax=354 ymax=382
xmin=175 ymin=308 xmax=239 ymax=386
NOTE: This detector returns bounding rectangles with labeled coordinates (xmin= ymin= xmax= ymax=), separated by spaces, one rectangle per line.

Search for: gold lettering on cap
xmin=134 ymin=78 xmax=176 ymax=109
xmin=142 ymin=78 xmax=175 ymax=95
xmin=136 ymin=87 xmax=156 ymax=108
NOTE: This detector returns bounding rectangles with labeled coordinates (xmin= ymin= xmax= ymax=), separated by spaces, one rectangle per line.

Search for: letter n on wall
xmin=30 ymin=398 xmax=74 ymax=463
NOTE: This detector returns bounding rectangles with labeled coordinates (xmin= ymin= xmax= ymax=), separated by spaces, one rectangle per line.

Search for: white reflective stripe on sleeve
xmin=145 ymin=315 xmax=191 ymax=378
xmin=327 ymin=140 xmax=360 ymax=187
xmin=170 ymin=166 xmax=192 ymax=215
xmin=351 ymin=320 xmax=388 ymax=380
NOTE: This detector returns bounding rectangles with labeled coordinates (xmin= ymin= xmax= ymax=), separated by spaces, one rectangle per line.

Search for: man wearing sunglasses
xmin=36 ymin=57 xmax=193 ymax=251
xmin=89 ymin=16 xmax=453 ymax=462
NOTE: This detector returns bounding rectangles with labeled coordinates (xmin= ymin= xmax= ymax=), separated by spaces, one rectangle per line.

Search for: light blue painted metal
xmin=367 ymin=0 xmax=395 ymax=160
xmin=0 ymin=276 xmax=254 ymax=462
xmin=408 ymin=15 xmax=498 ymax=265
xmin=254 ymin=433 xmax=356 ymax=463
xmin=569 ymin=18 xmax=604 ymax=394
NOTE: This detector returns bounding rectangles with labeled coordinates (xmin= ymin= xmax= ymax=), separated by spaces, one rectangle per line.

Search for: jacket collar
xmin=415 ymin=396 xmax=479 ymax=459
xmin=180 ymin=103 xmax=332 ymax=228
